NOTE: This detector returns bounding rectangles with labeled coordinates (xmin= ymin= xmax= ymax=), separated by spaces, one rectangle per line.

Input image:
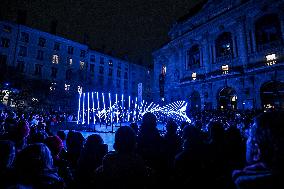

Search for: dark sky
xmin=1 ymin=0 xmax=201 ymax=66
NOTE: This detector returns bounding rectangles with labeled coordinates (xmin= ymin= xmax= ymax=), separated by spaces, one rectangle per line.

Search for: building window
xmin=215 ymin=32 xmax=233 ymax=60
xmin=34 ymin=64 xmax=42 ymax=76
xmin=67 ymin=46 xmax=74 ymax=54
xmin=16 ymin=60 xmax=25 ymax=73
xmin=186 ymin=44 xmax=200 ymax=69
xmin=54 ymin=42 xmax=60 ymax=51
xmin=20 ymin=32 xmax=29 ymax=43
xmin=52 ymin=54 xmax=59 ymax=64
xmin=38 ymin=37 xmax=46 ymax=47
xmin=80 ymin=50 xmax=86 ymax=58
xmin=100 ymin=57 xmax=104 ymax=64
xmin=67 ymin=57 xmax=72 ymax=65
xmin=18 ymin=46 xmax=27 ymax=57
xmin=99 ymin=66 xmax=104 ymax=74
xmin=108 ymin=68 xmax=113 ymax=77
xmin=66 ymin=69 xmax=72 ymax=80
xmin=117 ymin=70 xmax=121 ymax=77
xmin=1 ymin=37 xmax=10 ymax=48
xmin=116 ymin=79 xmax=120 ymax=88
xmin=37 ymin=50 xmax=44 ymax=60
xmin=80 ymin=61 xmax=85 ymax=70
xmin=90 ymin=64 xmax=95 ymax=73
xmin=3 ymin=25 xmax=12 ymax=33
xmin=109 ymin=60 xmax=113 ymax=66
xmin=98 ymin=76 xmax=104 ymax=86
xmin=90 ymin=55 xmax=95 ymax=62
xmin=51 ymin=67 xmax=57 ymax=78
xmin=50 ymin=82 xmax=56 ymax=91
xmin=124 ymin=80 xmax=128 ymax=90
xmin=124 ymin=72 xmax=128 ymax=79
xmin=65 ymin=84 xmax=70 ymax=91
xmin=255 ymin=14 xmax=282 ymax=51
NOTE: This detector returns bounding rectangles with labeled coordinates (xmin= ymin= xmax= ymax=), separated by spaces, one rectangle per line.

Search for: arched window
xmin=186 ymin=44 xmax=200 ymax=69
xmin=255 ymin=14 xmax=282 ymax=51
xmin=215 ymin=32 xmax=233 ymax=60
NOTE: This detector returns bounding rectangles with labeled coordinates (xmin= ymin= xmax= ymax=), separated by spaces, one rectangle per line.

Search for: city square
xmin=1 ymin=0 xmax=284 ymax=188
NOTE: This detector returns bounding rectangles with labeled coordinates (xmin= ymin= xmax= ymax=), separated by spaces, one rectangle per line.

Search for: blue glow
xmin=116 ymin=94 xmax=119 ymax=123
xmin=92 ymin=92 xmax=95 ymax=124
xmin=77 ymin=92 xmax=191 ymax=125
xmin=77 ymin=93 xmax=81 ymax=124
xmin=87 ymin=92 xmax=90 ymax=125
xmin=82 ymin=93 xmax=85 ymax=124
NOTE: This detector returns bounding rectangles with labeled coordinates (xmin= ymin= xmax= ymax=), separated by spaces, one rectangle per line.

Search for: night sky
xmin=1 ymin=0 xmax=202 ymax=66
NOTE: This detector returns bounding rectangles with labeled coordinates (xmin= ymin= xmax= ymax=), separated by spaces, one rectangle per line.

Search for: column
xmin=236 ymin=16 xmax=248 ymax=67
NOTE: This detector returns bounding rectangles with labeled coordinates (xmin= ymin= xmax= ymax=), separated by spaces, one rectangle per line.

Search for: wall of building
xmin=153 ymin=0 xmax=284 ymax=110
xmin=0 ymin=21 xmax=151 ymax=109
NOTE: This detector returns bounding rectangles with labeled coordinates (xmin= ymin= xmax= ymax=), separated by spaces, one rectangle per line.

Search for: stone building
xmin=153 ymin=0 xmax=284 ymax=110
xmin=0 ymin=21 xmax=151 ymax=109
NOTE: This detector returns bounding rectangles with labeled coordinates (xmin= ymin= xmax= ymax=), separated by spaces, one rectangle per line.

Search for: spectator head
xmin=16 ymin=120 xmax=30 ymax=139
xmin=16 ymin=143 xmax=53 ymax=174
xmin=85 ymin=134 xmax=104 ymax=149
xmin=114 ymin=126 xmax=136 ymax=153
xmin=130 ymin=122 xmax=139 ymax=134
xmin=0 ymin=140 xmax=15 ymax=169
xmin=57 ymin=130 xmax=66 ymax=141
xmin=141 ymin=112 xmax=157 ymax=131
xmin=44 ymin=136 xmax=64 ymax=158
xmin=246 ymin=111 xmax=284 ymax=170
xmin=165 ymin=118 xmax=178 ymax=134
xmin=207 ymin=120 xmax=225 ymax=143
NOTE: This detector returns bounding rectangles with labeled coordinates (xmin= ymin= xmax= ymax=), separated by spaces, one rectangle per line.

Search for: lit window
xmin=50 ymin=82 xmax=56 ymax=91
xmin=266 ymin=53 xmax=276 ymax=66
xmin=65 ymin=84 xmax=70 ymax=91
xmin=78 ymin=86 xmax=83 ymax=94
xmin=80 ymin=61 xmax=85 ymax=70
xmin=68 ymin=58 xmax=73 ymax=65
xmin=109 ymin=60 xmax=113 ymax=66
xmin=222 ymin=65 xmax=229 ymax=74
xmin=161 ymin=65 xmax=166 ymax=75
xmin=52 ymin=54 xmax=59 ymax=64
xmin=192 ymin=72 xmax=197 ymax=80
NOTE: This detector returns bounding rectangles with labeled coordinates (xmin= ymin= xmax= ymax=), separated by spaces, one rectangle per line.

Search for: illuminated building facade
xmin=0 ymin=21 xmax=151 ymax=109
xmin=153 ymin=0 xmax=284 ymax=110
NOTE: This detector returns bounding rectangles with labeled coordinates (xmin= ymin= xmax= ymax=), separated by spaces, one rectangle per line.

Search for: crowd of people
xmin=0 ymin=108 xmax=284 ymax=189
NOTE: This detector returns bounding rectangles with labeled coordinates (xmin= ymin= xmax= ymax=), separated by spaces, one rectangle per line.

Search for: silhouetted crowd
xmin=1 ymin=109 xmax=284 ymax=189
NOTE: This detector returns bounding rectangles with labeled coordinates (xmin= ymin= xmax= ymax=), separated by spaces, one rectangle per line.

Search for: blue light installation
xmin=82 ymin=93 xmax=85 ymax=124
xmin=77 ymin=93 xmax=82 ymax=124
xmin=92 ymin=92 xmax=96 ymax=124
xmin=77 ymin=91 xmax=191 ymax=125
xmin=87 ymin=93 xmax=90 ymax=125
